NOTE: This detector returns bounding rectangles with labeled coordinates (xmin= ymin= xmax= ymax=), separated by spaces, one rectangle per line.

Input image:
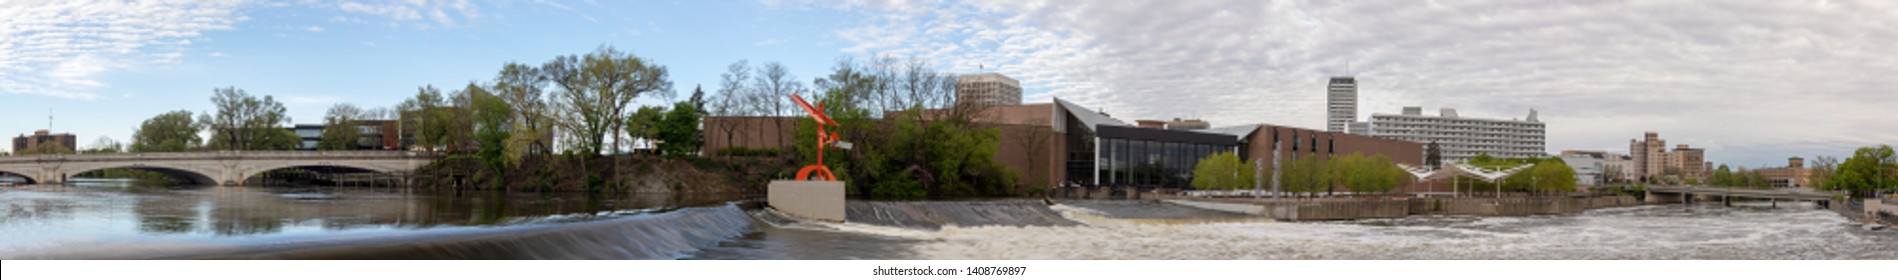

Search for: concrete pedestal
xmin=767 ymin=180 xmax=846 ymax=222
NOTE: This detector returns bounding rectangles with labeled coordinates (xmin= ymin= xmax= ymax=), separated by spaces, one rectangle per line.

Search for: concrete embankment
xmin=1166 ymin=196 xmax=1642 ymax=221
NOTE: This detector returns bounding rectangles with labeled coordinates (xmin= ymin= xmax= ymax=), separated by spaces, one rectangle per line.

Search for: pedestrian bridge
xmin=0 ymin=151 xmax=437 ymax=186
xmin=1646 ymin=185 xmax=1840 ymax=205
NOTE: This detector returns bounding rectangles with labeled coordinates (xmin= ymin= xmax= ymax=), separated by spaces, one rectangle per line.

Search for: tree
xmin=1011 ymin=117 xmax=1058 ymax=189
xmin=1810 ymin=156 xmax=1839 ymax=190
xmin=1603 ymin=164 xmax=1624 ymax=184
xmin=1712 ymin=164 xmax=1734 ymax=187
xmin=81 ymin=136 xmax=122 ymax=154
xmin=709 ymin=60 xmax=754 ymax=158
xmin=1831 ymin=146 xmax=1892 ymax=195
xmin=131 ymin=110 xmax=203 ymax=152
xmin=472 ymin=89 xmax=514 ymax=171
xmin=200 ymin=87 xmax=296 ymax=151
xmin=655 ymin=101 xmax=702 ymax=155
xmin=686 ymin=85 xmax=708 ymax=112
xmin=444 ymin=83 xmax=482 ymax=152
xmin=400 ymin=85 xmax=446 ymax=151
xmin=1278 ymin=155 xmax=1329 ymax=198
xmin=753 ymin=61 xmax=803 ymax=149
xmin=16 ymin=142 xmax=73 ymax=155
xmin=1425 ymin=141 xmax=1442 ymax=169
xmin=1534 ymin=157 xmax=1578 ymax=193
xmin=1191 ymin=152 xmax=1256 ymax=190
xmin=1469 ymin=153 xmax=1497 ymax=166
xmin=319 ymin=103 xmax=365 ymax=150
xmin=625 ymin=105 xmax=666 ymax=153
xmin=494 ymin=62 xmax=554 ymax=157
xmin=545 ymin=46 xmax=672 ymax=156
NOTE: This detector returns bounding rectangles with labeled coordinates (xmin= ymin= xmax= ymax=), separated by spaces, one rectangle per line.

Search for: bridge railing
xmin=1647 ymin=185 xmax=1842 ymax=198
xmin=0 ymin=151 xmax=432 ymax=163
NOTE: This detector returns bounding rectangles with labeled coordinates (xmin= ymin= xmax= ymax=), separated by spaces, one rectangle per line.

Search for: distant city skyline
xmin=5 ymin=0 xmax=1897 ymax=168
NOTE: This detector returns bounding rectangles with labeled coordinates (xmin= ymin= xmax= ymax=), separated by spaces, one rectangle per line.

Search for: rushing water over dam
xmin=3 ymin=182 xmax=1894 ymax=259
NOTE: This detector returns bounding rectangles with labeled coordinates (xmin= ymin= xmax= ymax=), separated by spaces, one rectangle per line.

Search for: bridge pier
xmin=1724 ymin=195 xmax=1731 ymax=207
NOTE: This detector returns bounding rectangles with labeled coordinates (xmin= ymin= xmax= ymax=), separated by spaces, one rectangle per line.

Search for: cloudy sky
xmin=3 ymin=0 xmax=1895 ymax=168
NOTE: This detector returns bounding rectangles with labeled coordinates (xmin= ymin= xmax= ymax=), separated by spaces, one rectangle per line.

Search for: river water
xmin=3 ymin=181 xmax=1894 ymax=259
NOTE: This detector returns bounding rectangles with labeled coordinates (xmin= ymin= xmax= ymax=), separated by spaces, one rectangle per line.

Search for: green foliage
xmin=656 ymin=101 xmax=702 ymax=155
xmin=1460 ymin=156 xmax=1577 ymax=194
xmin=1830 ymin=145 xmax=1897 ymax=197
xmin=1278 ymin=155 xmax=1330 ymax=197
xmin=625 ymin=105 xmax=666 ymax=153
xmin=473 ymin=89 xmax=514 ymax=171
xmin=318 ymin=103 xmax=365 ymax=150
xmin=1190 ymin=152 xmax=1256 ymax=190
xmin=792 ymin=90 xmax=1019 ymax=199
xmin=494 ymin=62 xmax=555 ymax=158
xmin=200 ymin=87 xmax=295 ymax=151
xmin=16 ymin=142 xmax=73 ymax=155
xmin=131 ymin=110 xmax=203 ymax=152
xmin=400 ymin=85 xmax=451 ymax=151
xmin=544 ymin=46 xmax=672 ymax=156
xmin=1711 ymin=164 xmax=1734 ymax=187
xmin=1425 ymin=141 xmax=1442 ymax=169
xmin=1330 ymin=153 xmax=1407 ymax=194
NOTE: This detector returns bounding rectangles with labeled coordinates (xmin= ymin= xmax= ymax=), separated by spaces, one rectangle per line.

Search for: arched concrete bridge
xmin=1646 ymin=185 xmax=1841 ymax=207
xmin=0 ymin=151 xmax=437 ymax=186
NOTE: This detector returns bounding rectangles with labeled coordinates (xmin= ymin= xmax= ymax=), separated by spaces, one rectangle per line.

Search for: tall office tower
xmin=955 ymin=73 xmax=1022 ymax=106
xmin=1327 ymin=76 xmax=1357 ymax=132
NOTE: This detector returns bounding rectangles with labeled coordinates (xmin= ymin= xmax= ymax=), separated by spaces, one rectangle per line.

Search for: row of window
xmin=1095 ymin=138 xmax=1235 ymax=188
xmin=1374 ymin=126 xmax=1545 ymax=135
xmin=1371 ymin=118 xmax=1544 ymax=129
xmin=1377 ymin=131 xmax=1546 ymax=141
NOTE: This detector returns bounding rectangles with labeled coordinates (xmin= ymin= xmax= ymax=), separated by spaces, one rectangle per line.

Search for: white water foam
xmin=791 ymin=203 xmax=1898 ymax=259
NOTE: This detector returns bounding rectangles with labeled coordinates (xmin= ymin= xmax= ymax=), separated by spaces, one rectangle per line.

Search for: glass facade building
xmin=1063 ymin=117 xmax=1239 ymax=188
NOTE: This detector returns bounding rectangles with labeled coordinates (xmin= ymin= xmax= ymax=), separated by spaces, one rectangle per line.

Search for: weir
xmin=11 ymin=203 xmax=758 ymax=260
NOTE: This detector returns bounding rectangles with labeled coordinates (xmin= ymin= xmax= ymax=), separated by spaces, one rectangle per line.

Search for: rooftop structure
xmin=956 ymin=73 xmax=1022 ymax=107
xmin=1326 ymin=76 xmax=1357 ymax=132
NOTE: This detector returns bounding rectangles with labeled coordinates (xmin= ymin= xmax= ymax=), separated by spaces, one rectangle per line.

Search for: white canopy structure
xmin=1397 ymin=162 xmax=1533 ymax=198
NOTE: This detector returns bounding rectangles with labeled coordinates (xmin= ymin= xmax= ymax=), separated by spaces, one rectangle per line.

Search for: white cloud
xmin=755 ymin=38 xmax=785 ymax=46
xmin=0 ymin=0 xmax=246 ymax=100
xmin=334 ymin=0 xmax=479 ymax=28
xmin=304 ymin=25 xmax=326 ymax=32
xmin=830 ymin=0 xmax=1898 ymax=167
xmin=209 ymin=52 xmax=226 ymax=57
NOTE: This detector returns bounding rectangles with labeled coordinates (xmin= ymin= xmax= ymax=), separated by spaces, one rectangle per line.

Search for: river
xmin=3 ymin=181 xmax=1894 ymax=259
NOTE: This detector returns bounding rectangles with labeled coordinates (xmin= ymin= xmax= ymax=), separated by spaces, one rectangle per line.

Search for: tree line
xmin=777 ymin=56 xmax=1021 ymax=199
xmin=1451 ymin=153 xmax=1580 ymax=195
xmin=1810 ymin=145 xmax=1897 ymax=197
xmin=1191 ymin=151 xmax=1413 ymax=197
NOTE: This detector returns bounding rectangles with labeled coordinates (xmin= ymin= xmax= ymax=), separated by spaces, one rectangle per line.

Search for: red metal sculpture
xmin=792 ymin=94 xmax=841 ymax=181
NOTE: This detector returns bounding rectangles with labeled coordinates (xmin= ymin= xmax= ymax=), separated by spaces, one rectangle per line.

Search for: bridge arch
xmin=0 ymin=165 xmax=41 ymax=184
xmin=234 ymin=161 xmax=415 ymax=186
xmin=63 ymin=163 xmax=225 ymax=186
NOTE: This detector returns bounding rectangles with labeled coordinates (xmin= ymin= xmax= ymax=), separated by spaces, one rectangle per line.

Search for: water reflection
xmin=1 ymin=182 xmax=751 ymax=258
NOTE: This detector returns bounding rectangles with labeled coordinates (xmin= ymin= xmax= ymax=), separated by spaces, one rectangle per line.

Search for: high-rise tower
xmin=1327 ymin=76 xmax=1357 ymax=132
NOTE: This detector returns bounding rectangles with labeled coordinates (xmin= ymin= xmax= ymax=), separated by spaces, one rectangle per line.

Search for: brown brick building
xmin=1758 ymin=157 xmax=1812 ymax=189
xmin=13 ymin=130 xmax=77 ymax=154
